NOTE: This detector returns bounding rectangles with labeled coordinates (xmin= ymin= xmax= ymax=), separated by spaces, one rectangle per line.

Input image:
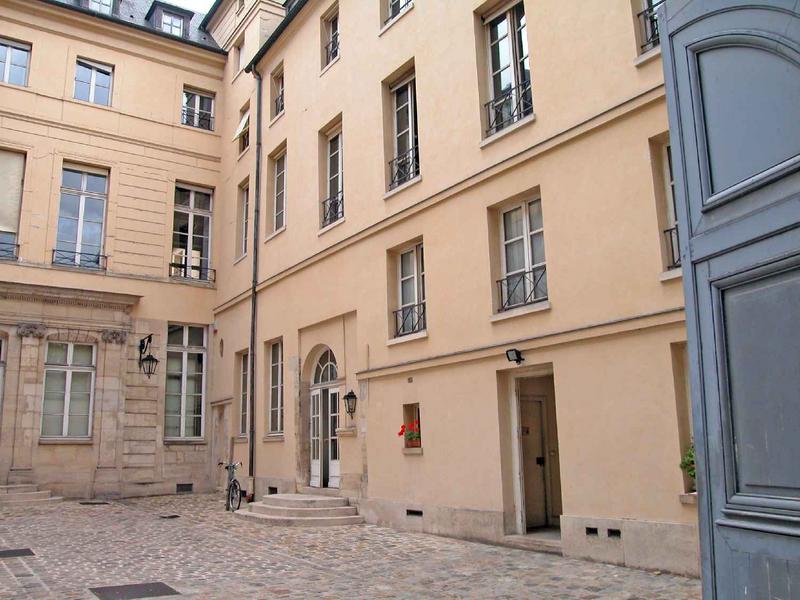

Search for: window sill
xmin=233 ymin=253 xmax=248 ymax=266
xmin=164 ymin=438 xmax=206 ymax=445
xmin=384 ymin=175 xmax=422 ymax=200
xmin=387 ymin=330 xmax=428 ymax=346
xmin=177 ymin=123 xmax=218 ymax=136
xmin=320 ymin=55 xmax=340 ymax=77
xmin=634 ymin=45 xmax=662 ymax=68
xmin=660 ymin=267 xmax=682 ymax=282
xmin=318 ymin=217 xmax=346 ymax=236
xmin=50 ymin=263 xmax=107 ymax=275
xmin=336 ymin=426 xmax=357 ymax=438
xmin=39 ymin=437 xmax=92 ymax=445
xmin=480 ymin=113 xmax=536 ymax=149
xmin=234 ymin=435 xmax=248 ymax=444
xmin=237 ymin=146 xmax=250 ymax=161
xmin=262 ymin=433 xmax=284 ymax=443
xmin=69 ymin=97 xmax=115 ymax=112
xmin=379 ymin=4 xmax=414 ymax=37
xmin=169 ymin=277 xmax=216 ymax=289
xmin=402 ymin=447 xmax=423 ymax=456
xmin=0 ymin=81 xmax=29 ymax=91
xmin=269 ymin=110 xmax=285 ymax=127
xmin=490 ymin=300 xmax=551 ymax=323
xmin=679 ymin=492 xmax=697 ymax=506
xmin=265 ymin=226 xmax=286 ymax=243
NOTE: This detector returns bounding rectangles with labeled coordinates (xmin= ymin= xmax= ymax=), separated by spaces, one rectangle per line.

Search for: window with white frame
xmin=484 ymin=2 xmax=532 ymax=137
xmin=395 ymin=242 xmax=425 ymax=336
xmin=88 ymin=0 xmax=113 ymax=14
xmin=0 ymin=38 xmax=30 ymax=86
xmin=237 ymin=183 xmax=249 ymax=258
xmin=171 ymin=185 xmax=213 ymax=281
xmin=182 ymin=89 xmax=214 ymax=131
xmin=322 ymin=130 xmax=343 ymax=228
xmin=161 ymin=12 xmax=184 ymax=36
xmin=165 ymin=324 xmax=206 ymax=439
xmin=324 ymin=11 xmax=339 ymax=66
xmin=662 ymin=143 xmax=680 ymax=269
xmin=498 ymin=198 xmax=547 ymax=310
xmin=41 ymin=342 xmax=95 ymax=438
xmin=272 ymin=70 xmax=284 ymax=117
xmin=389 ymin=76 xmax=419 ymax=190
xmin=235 ymin=36 xmax=247 ymax=72
xmin=273 ymin=153 xmax=286 ymax=231
xmin=386 ymin=0 xmax=413 ymax=23
xmin=0 ymin=149 xmax=25 ymax=260
xmin=55 ymin=165 xmax=107 ymax=269
xmin=74 ymin=59 xmax=113 ymax=106
xmin=239 ymin=351 xmax=249 ymax=435
xmin=269 ymin=340 xmax=283 ymax=433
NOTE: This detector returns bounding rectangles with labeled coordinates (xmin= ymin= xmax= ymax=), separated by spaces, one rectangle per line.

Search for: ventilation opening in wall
xmin=176 ymin=483 xmax=193 ymax=494
xmin=406 ymin=509 xmax=423 ymax=517
xmin=608 ymin=528 xmax=622 ymax=539
xmin=268 ymin=486 xmax=278 ymax=495
xmin=585 ymin=527 xmax=599 ymax=536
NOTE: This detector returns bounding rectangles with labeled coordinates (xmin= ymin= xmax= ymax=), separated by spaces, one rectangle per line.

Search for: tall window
xmin=162 ymin=12 xmax=184 ymax=36
xmin=165 ymin=324 xmax=206 ymax=439
xmin=498 ymin=198 xmax=547 ymax=310
xmin=637 ymin=0 xmax=665 ymax=53
xmin=389 ymin=77 xmax=419 ymax=190
xmin=273 ymin=153 xmax=286 ymax=231
xmin=0 ymin=149 xmax=25 ymax=260
xmin=485 ymin=2 xmax=531 ymax=137
xmin=235 ymin=108 xmax=250 ymax=153
xmin=269 ymin=341 xmax=283 ymax=433
xmin=662 ymin=144 xmax=680 ymax=269
xmin=55 ymin=166 xmax=107 ymax=269
xmin=322 ymin=131 xmax=343 ymax=228
xmin=237 ymin=184 xmax=249 ymax=258
xmin=324 ymin=12 xmax=340 ymax=66
xmin=387 ymin=0 xmax=413 ymax=23
xmin=272 ymin=71 xmax=285 ymax=117
xmin=171 ymin=185 xmax=213 ymax=281
xmin=182 ymin=89 xmax=214 ymax=131
xmin=41 ymin=342 xmax=95 ymax=438
xmin=0 ymin=38 xmax=30 ymax=86
xmin=239 ymin=352 xmax=249 ymax=435
xmin=88 ymin=0 xmax=113 ymax=14
xmin=74 ymin=59 xmax=113 ymax=106
xmin=395 ymin=243 xmax=426 ymax=336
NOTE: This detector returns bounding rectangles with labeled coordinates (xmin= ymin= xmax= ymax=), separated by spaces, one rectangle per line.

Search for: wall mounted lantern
xmin=505 ymin=348 xmax=524 ymax=365
xmin=138 ymin=334 xmax=159 ymax=378
xmin=343 ymin=390 xmax=358 ymax=418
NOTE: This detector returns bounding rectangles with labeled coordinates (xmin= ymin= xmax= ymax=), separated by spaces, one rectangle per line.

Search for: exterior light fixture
xmin=138 ymin=334 xmax=159 ymax=378
xmin=343 ymin=390 xmax=358 ymax=418
xmin=505 ymin=348 xmax=524 ymax=365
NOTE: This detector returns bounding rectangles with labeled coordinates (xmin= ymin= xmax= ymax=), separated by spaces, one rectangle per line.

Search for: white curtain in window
xmin=0 ymin=149 xmax=24 ymax=235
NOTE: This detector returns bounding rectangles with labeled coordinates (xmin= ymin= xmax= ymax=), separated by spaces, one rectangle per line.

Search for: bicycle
xmin=218 ymin=461 xmax=242 ymax=511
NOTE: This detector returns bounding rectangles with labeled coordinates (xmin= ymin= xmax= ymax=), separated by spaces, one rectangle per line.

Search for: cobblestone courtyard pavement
xmin=0 ymin=494 xmax=701 ymax=600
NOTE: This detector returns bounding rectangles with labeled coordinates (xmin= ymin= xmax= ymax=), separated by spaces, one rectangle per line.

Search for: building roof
xmin=38 ymin=0 xmax=225 ymax=53
xmin=244 ymin=0 xmax=307 ymax=73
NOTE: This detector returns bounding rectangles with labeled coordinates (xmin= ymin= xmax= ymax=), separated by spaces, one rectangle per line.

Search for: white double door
xmin=310 ymin=387 xmax=340 ymax=489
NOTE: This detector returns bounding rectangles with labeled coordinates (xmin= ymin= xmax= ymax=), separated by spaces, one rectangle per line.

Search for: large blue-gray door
xmin=660 ymin=1 xmax=800 ymax=597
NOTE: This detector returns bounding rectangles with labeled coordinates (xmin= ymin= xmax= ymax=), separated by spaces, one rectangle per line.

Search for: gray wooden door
xmin=660 ymin=1 xmax=800 ymax=597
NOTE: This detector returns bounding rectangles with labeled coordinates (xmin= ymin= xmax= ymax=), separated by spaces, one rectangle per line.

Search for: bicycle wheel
xmin=228 ymin=479 xmax=242 ymax=511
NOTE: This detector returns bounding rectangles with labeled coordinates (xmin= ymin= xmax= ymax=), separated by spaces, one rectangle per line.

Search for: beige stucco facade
xmin=1 ymin=0 xmax=698 ymax=576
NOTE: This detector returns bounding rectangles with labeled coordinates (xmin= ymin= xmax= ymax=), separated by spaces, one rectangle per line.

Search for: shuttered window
xmin=0 ymin=149 xmax=24 ymax=259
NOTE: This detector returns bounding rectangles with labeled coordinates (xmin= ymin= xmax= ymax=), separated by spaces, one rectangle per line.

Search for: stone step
xmin=234 ymin=510 xmax=364 ymax=527
xmin=297 ymin=486 xmax=343 ymax=497
xmin=0 ymin=490 xmax=53 ymax=503
xmin=259 ymin=493 xmax=348 ymax=509
xmin=0 ymin=495 xmax=62 ymax=505
xmin=501 ymin=534 xmax=563 ymax=556
xmin=0 ymin=485 xmax=38 ymax=494
xmin=249 ymin=502 xmax=358 ymax=518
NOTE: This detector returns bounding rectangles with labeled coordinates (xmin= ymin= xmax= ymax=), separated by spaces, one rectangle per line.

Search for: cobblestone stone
xmin=0 ymin=494 xmax=701 ymax=599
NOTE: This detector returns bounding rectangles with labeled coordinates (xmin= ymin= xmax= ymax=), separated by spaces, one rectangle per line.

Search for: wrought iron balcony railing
xmin=181 ymin=107 xmax=214 ymax=131
xmin=386 ymin=0 xmax=413 ymax=23
xmin=0 ymin=241 xmax=19 ymax=261
xmin=321 ymin=191 xmax=344 ymax=228
xmin=485 ymin=80 xmax=533 ymax=137
xmin=388 ymin=146 xmax=420 ymax=190
xmin=169 ymin=260 xmax=216 ymax=282
xmin=637 ymin=0 xmax=665 ymax=53
xmin=325 ymin=32 xmax=340 ymax=65
xmin=497 ymin=266 xmax=548 ymax=311
xmin=394 ymin=301 xmax=426 ymax=337
xmin=52 ymin=249 xmax=107 ymax=270
xmin=664 ymin=224 xmax=681 ymax=269
xmin=274 ymin=91 xmax=284 ymax=116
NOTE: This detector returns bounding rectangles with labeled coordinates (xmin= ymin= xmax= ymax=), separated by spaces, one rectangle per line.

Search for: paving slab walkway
xmin=0 ymin=493 xmax=701 ymax=599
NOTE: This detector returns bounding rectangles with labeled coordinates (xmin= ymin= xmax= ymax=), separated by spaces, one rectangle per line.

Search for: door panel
xmin=520 ymin=396 xmax=547 ymax=529
xmin=328 ymin=389 xmax=341 ymax=489
xmin=310 ymin=390 xmax=321 ymax=488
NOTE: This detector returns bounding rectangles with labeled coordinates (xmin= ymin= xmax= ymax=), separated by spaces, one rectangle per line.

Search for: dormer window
xmin=88 ymin=0 xmax=113 ymax=14
xmin=162 ymin=12 xmax=184 ymax=36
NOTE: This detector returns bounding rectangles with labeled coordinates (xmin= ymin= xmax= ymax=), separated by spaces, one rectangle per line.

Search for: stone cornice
xmin=0 ymin=282 xmax=141 ymax=313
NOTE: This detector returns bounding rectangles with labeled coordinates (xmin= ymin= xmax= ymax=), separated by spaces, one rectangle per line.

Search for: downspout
xmin=248 ymin=67 xmax=263 ymax=482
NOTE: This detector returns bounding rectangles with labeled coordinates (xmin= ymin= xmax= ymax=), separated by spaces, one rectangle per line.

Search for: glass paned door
xmin=310 ymin=390 xmax=321 ymax=487
xmin=328 ymin=389 xmax=341 ymax=489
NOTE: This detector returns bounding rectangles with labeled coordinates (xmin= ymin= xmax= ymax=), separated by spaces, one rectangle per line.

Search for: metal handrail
xmin=0 ymin=241 xmax=19 ymax=261
xmin=169 ymin=260 xmax=216 ymax=282
xmin=386 ymin=0 xmax=413 ymax=23
xmin=485 ymin=80 xmax=533 ymax=137
xmin=321 ymin=190 xmax=344 ymax=228
xmin=388 ymin=146 xmax=420 ymax=190
xmin=274 ymin=90 xmax=284 ymax=116
xmin=325 ymin=32 xmax=340 ymax=65
xmin=637 ymin=0 xmax=665 ymax=53
xmin=664 ymin=225 xmax=681 ymax=269
xmin=497 ymin=266 xmax=547 ymax=311
xmin=181 ymin=106 xmax=214 ymax=131
xmin=52 ymin=249 xmax=107 ymax=270
xmin=394 ymin=301 xmax=426 ymax=337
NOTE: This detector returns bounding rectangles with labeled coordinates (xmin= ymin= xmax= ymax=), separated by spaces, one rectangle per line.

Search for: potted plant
xmin=680 ymin=442 xmax=696 ymax=492
xmin=398 ymin=420 xmax=422 ymax=448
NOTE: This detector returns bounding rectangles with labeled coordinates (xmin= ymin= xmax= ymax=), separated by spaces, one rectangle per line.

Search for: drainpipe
xmin=247 ymin=67 xmax=263 ymax=482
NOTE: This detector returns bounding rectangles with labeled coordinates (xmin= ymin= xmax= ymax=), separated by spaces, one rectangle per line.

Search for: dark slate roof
xmin=39 ymin=0 xmax=225 ymax=53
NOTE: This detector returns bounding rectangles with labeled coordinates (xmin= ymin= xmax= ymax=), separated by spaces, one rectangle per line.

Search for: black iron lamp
xmin=343 ymin=390 xmax=358 ymax=418
xmin=505 ymin=348 xmax=524 ymax=365
xmin=138 ymin=334 xmax=159 ymax=378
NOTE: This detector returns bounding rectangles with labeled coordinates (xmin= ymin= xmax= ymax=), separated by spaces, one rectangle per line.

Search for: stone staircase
xmin=235 ymin=493 xmax=364 ymax=526
xmin=0 ymin=484 xmax=62 ymax=505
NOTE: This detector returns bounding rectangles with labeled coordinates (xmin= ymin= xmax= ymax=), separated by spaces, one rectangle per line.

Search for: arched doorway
xmin=309 ymin=348 xmax=341 ymax=489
